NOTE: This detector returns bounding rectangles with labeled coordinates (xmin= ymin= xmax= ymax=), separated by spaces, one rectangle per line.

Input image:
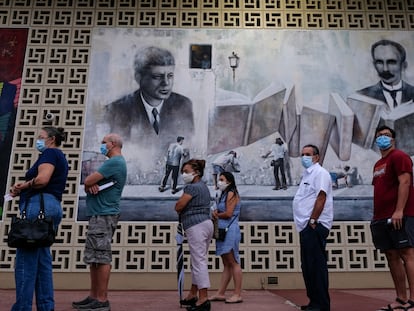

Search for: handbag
xmin=7 ymin=193 xmax=56 ymax=249
xmin=211 ymin=199 xmax=220 ymax=240
xmin=270 ymin=160 xmax=276 ymax=166
xmin=214 ymin=215 xmax=237 ymax=241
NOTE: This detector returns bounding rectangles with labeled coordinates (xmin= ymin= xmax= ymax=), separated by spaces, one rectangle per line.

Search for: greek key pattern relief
xmin=0 ymin=222 xmax=388 ymax=272
xmin=0 ymin=1 xmax=407 ymax=275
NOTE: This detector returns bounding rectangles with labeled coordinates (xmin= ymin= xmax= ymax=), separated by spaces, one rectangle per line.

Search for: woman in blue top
xmin=9 ymin=126 xmax=69 ymax=311
xmin=210 ymin=172 xmax=243 ymax=304
xmin=175 ymin=159 xmax=213 ymax=311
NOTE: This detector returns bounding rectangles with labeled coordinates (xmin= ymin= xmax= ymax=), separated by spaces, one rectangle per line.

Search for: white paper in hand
xmin=98 ymin=181 xmax=115 ymax=191
xmin=4 ymin=193 xmax=13 ymax=202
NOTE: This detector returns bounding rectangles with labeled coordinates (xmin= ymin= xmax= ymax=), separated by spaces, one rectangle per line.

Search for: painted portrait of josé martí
xmin=79 ymin=29 xmax=414 ymax=221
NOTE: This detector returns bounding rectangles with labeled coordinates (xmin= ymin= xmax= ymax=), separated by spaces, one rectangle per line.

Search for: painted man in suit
xmin=104 ymin=47 xmax=194 ymax=168
xmin=357 ymin=39 xmax=414 ymax=110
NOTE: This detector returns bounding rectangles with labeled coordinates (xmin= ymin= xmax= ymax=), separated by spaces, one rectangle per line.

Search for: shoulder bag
xmin=214 ymin=215 xmax=237 ymax=241
xmin=7 ymin=193 xmax=56 ymax=248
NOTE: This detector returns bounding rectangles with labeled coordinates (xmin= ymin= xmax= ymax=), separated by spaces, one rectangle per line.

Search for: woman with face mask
xmin=9 ymin=126 xmax=69 ymax=311
xmin=175 ymin=159 xmax=213 ymax=311
xmin=210 ymin=172 xmax=243 ymax=304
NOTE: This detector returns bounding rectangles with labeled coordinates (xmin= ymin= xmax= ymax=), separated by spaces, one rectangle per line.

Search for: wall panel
xmin=0 ymin=0 xmax=410 ymax=289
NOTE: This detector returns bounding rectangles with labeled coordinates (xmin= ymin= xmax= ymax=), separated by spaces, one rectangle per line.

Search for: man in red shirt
xmin=371 ymin=125 xmax=414 ymax=311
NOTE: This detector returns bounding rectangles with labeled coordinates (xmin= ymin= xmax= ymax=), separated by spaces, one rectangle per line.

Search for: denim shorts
xmin=84 ymin=215 xmax=119 ymax=265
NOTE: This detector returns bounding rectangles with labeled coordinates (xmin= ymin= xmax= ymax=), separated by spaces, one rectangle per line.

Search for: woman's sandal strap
xmin=396 ymin=298 xmax=407 ymax=305
xmin=405 ymin=300 xmax=414 ymax=310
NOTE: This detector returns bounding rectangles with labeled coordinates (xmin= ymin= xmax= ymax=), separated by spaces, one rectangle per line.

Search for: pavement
xmin=0 ymin=288 xmax=398 ymax=311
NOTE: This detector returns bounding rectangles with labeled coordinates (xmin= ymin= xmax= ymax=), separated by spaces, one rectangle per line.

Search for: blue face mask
xmin=36 ymin=139 xmax=46 ymax=152
xmin=100 ymin=143 xmax=108 ymax=156
xmin=375 ymin=135 xmax=392 ymax=150
xmin=301 ymin=155 xmax=313 ymax=169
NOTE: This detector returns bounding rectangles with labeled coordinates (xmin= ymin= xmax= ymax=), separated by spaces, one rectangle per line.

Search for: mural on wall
xmin=79 ymin=29 xmax=414 ymax=221
xmin=0 ymin=28 xmax=28 ymax=217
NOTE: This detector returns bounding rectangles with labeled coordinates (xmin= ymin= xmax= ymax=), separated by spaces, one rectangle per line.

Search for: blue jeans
xmin=12 ymin=193 xmax=62 ymax=311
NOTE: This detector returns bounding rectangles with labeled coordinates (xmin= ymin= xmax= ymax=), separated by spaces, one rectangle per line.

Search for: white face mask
xmin=182 ymin=172 xmax=195 ymax=184
xmin=217 ymin=181 xmax=228 ymax=191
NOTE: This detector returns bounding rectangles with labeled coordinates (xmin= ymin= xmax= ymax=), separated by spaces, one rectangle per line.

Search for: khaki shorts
xmin=83 ymin=215 xmax=119 ymax=265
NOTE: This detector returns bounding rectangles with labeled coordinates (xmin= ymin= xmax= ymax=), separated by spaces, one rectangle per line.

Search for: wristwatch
xmin=309 ymin=218 xmax=317 ymax=225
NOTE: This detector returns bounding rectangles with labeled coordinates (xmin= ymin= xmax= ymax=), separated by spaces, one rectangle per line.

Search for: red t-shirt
xmin=372 ymin=149 xmax=414 ymax=220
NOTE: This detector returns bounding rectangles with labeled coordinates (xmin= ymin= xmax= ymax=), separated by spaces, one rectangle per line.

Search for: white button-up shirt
xmin=292 ymin=162 xmax=333 ymax=232
xmin=269 ymin=143 xmax=287 ymax=160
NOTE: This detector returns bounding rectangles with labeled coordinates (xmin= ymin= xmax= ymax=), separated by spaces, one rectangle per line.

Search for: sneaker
xmin=76 ymin=299 xmax=110 ymax=311
xmin=158 ymin=186 xmax=165 ymax=192
xmin=72 ymin=296 xmax=95 ymax=308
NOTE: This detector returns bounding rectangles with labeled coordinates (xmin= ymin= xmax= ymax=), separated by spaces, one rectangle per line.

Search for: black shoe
xmin=158 ymin=186 xmax=165 ymax=192
xmin=72 ymin=296 xmax=95 ymax=308
xmin=172 ymin=188 xmax=180 ymax=194
xmin=76 ymin=299 xmax=110 ymax=310
xmin=180 ymin=297 xmax=198 ymax=307
xmin=273 ymin=186 xmax=281 ymax=190
xmin=186 ymin=300 xmax=210 ymax=311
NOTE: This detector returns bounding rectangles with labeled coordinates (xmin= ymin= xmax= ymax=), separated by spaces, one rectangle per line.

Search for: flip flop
xmin=225 ymin=295 xmax=243 ymax=304
xmin=209 ymin=295 xmax=226 ymax=301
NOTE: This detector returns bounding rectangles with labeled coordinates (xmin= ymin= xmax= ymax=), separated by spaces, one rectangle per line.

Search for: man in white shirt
xmin=292 ymin=144 xmax=333 ymax=311
xmin=263 ymin=137 xmax=288 ymax=190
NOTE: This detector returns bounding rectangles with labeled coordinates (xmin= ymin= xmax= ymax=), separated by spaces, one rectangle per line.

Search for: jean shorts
xmin=83 ymin=215 xmax=119 ymax=265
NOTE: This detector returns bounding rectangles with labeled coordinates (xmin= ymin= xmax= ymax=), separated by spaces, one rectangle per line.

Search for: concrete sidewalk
xmin=0 ymin=288 xmax=396 ymax=311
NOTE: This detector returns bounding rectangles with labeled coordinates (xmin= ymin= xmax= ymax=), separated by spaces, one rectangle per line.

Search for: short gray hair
xmin=107 ymin=133 xmax=123 ymax=148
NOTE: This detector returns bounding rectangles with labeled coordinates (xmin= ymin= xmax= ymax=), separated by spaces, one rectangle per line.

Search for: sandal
xmin=225 ymin=295 xmax=243 ymax=304
xmin=378 ymin=297 xmax=407 ymax=311
xmin=405 ymin=300 xmax=414 ymax=311
xmin=209 ymin=294 xmax=225 ymax=301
